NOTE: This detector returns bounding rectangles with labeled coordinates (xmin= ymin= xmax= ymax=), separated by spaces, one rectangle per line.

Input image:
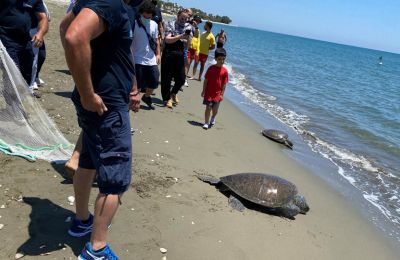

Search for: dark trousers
xmin=0 ymin=35 xmax=33 ymax=85
xmin=161 ymin=51 xmax=185 ymax=102
xmin=36 ymin=42 xmax=46 ymax=79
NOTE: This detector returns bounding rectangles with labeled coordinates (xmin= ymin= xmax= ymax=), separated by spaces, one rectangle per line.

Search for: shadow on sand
xmin=187 ymin=120 xmax=204 ymax=127
xmin=55 ymin=69 xmax=71 ymax=75
xmin=53 ymin=91 xmax=72 ymax=99
xmin=17 ymin=197 xmax=87 ymax=257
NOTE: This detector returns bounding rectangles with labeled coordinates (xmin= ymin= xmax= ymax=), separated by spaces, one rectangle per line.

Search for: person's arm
xmin=220 ymin=70 xmax=228 ymax=100
xmin=156 ymin=36 xmax=161 ymax=64
xmin=158 ymin=22 xmax=164 ymax=40
xmin=201 ymin=78 xmax=208 ymax=97
xmin=165 ymin=33 xmax=187 ymax=44
xmin=129 ymin=75 xmax=140 ymax=112
xmin=61 ymin=8 xmax=108 ymax=115
xmin=32 ymin=12 xmax=49 ymax=48
xmin=220 ymin=83 xmax=226 ymax=101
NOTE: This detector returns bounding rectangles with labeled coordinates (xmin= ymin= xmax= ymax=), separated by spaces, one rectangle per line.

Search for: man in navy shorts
xmin=60 ymin=0 xmax=140 ymax=259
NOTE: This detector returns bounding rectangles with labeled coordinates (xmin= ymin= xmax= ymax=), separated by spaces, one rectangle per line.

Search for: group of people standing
xmin=0 ymin=0 xmax=51 ymax=98
xmin=2 ymin=0 xmax=229 ymax=259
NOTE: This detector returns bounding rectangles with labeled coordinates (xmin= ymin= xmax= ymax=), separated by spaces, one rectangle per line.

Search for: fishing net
xmin=0 ymin=40 xmax=73 ymax=162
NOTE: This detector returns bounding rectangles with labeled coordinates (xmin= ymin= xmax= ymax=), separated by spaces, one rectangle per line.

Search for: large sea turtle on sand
xmin=198 ymin=173 xmax=309 ymax=218
xmin=262 ymin=129 xmax=293 ymax=149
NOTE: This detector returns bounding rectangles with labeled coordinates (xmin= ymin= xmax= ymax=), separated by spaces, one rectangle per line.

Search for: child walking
xmin=201 ymin=48 xmax=229 ymax=129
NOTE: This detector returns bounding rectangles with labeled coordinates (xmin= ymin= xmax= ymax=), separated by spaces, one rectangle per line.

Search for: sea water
xmin=207 ymin=24 xmax=400 ymax=244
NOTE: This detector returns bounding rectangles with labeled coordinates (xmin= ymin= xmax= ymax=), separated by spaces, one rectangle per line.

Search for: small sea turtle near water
xmin=198 ymin=173 xmax=309 ymax=218
xmin=262 ymin=129 xmax=293 ymax=149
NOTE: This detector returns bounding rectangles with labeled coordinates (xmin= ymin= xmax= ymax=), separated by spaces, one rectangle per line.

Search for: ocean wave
xmin=225 ymin=63 xmax=307 ymax=128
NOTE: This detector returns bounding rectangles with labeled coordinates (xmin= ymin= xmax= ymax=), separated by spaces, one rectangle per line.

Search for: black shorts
xmin=203 ymin=99 xmax=221 ymax=108
xmin=77 ymin=110 xmax=132 ymax=195
xmin=135 ymin=64 xmax=160 ymax=91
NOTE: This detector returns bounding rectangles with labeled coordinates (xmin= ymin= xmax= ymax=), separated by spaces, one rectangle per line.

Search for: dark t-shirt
xmin=71 ymin=0 xmax=135 ymax=112
xmin=152 ymin=7 xmax=163 ymax=24
xmin=0 ymin=0 xmax=45 ymax=43
xmin=30 ymin=0 xmax=46 ymax=29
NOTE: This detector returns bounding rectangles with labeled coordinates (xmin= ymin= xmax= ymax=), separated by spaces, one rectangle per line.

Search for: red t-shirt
xmin=204 ymin=65 xmax=229 ymax=102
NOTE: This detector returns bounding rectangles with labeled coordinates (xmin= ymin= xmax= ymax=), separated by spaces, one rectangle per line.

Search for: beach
xmin=0 ymin=1 xmax=399 ymax=259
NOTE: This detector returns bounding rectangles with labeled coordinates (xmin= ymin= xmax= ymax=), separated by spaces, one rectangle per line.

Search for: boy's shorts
xmin=77 ymin=110 xmax=132 ymax=195
xmin=135 ymin=64 xmax=160 ymax=91
xmin=198 ymin=53 xmax=208 ymax=63
xmin=203 ymin=99 xmax=220 ymax=108
xmin=188 ymin=48 xmax=198 ymax=61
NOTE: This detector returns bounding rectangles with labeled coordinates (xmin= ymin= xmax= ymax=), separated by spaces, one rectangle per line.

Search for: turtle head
xmin=293 ymin=195 xmax=309 ymax=214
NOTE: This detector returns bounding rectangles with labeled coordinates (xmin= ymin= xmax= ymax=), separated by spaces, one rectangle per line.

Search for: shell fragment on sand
xmin=160 ymin=247 xmax=167 ymax=254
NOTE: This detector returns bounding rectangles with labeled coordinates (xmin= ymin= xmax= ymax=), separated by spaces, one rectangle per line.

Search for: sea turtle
xmin=262 ymin=129 xmax=293 ymax=149
xmin=198 ymin=173 xmax=309 ymax=218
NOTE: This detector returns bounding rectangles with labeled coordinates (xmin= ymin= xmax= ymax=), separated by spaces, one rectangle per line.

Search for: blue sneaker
xmin=68 ymin=214 xmax=93 ymax=237
xmin=78 ymin=242 xmax=119 ymax=260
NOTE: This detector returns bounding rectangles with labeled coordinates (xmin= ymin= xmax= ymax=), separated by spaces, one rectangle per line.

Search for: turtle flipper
xmin=197 ymin=175 xmax=221 ymax=185
xmin=284 ymin=140 xmax=293 ymax=149
xmin=228 ymin=194 xmax=246 ymax=211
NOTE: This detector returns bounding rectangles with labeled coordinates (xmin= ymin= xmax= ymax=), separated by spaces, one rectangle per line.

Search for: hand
xmin=129 ymin=91 xmax=141 ymax=112
xmin=81 ymin=93 xmax=108 ymax=115
xmin=32 ymin=33 xmax=44 ymax=48
xmin=156 ymin=54 xmax=161 ymax=65
xmin=180 ymin=33 xmax=189 ymax=40
xmin=220 ymin=95 xmax=224 ymax=101
xmin=201 ymin=91 xmax=204 ymax=97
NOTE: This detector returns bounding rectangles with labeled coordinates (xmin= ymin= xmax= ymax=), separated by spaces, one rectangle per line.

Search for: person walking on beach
xmin=161 ymin=9 xmax=191 ymax=108
xmin=196 ymin=21 xmax=215 ymax=81
xmin=60 ymin=0 xmax=140 ymax=259
xmin=201 ymin=48 xmax=228 ymax=130
xmin=187 ymin=26 xmax=200 ymax=79
xmin=216 ymin=28 xmax=227 ymax=48
xmin=29 ymin=0 xmax=50 ymax=90
xmin=151 ymin=0 xmax=164 ymax=42
xmin=186 ymin=15 xmax=202 ymax=80
xmin=132 ymin=0 xmax=161 ymax=110
xmin=0 ymin=0 xmax=49 ymax=98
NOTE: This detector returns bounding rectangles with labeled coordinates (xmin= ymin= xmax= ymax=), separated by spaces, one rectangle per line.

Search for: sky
xmin=172 ymin=0 xmax=400 ymax=54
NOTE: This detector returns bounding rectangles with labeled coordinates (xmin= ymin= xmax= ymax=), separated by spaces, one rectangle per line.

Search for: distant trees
xmin=159 ymin=1 xmax=232 ymax=24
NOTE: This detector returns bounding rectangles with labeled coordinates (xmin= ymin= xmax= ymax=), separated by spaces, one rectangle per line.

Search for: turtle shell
xmin=220 ymin=173 xmax=298 ymax=208
xmin=262 ymin=129 xmax=288 ymax=142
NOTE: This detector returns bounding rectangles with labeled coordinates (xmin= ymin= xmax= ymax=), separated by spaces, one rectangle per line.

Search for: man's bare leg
xmin=91 ymin=193 xmax=120 ymax=250
xmin=198 ymin=60 xmax=206 ymax=81
xmin=74 ymin=167 xmax=96 ymax=220
xmin=65 ymin=131 xmax=82 ymax=178
xmin=190 ymin=60 xmax=199 ymax=79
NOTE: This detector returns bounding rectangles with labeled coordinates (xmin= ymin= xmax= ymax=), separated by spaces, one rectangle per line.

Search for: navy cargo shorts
xmin=77 ymin=110 xmax=132 ymax=195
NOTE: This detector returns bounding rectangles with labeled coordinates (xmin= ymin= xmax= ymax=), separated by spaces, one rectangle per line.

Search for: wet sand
xmin=0 ymin=1 xmax=398 ymax=259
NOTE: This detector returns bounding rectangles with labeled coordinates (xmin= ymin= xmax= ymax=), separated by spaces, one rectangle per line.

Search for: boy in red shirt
xmin=201 ymin=48 xmax=229 ymax=129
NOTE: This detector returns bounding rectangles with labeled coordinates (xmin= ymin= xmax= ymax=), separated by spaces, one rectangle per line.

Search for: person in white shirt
xmin=131 ymin=0 xmax=161 ymax=110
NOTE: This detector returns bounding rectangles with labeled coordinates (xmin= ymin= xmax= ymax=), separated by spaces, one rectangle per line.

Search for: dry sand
xmin=0 ymin=2 xmax=398 ymax=259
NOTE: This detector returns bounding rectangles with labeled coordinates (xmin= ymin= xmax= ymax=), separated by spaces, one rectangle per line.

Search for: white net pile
xmin=0 ymin=40 xmax=73 ymax=162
